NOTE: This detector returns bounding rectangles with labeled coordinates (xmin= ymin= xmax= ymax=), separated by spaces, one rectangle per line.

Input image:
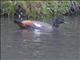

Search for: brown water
xmin=1 ymin=16 xmax=80 ymax=60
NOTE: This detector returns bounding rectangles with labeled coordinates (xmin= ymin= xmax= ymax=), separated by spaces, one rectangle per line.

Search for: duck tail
xmin=14 ymin=20 xmax=21 ymax=23
xmin=14 ymin=20 xmax=17 ymax=23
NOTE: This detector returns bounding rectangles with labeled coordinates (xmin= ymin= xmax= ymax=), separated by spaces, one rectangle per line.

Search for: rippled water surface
xmin=1 ymin=16 xmax=80 ymax=60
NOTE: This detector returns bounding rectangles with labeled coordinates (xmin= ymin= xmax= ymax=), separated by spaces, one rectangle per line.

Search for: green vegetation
xmin=1 ymin=1 xmax=80 ymax=21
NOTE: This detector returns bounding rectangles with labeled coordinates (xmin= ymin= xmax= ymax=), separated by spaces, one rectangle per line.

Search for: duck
xmin=14 ymin=17 xmax=65 ymax=33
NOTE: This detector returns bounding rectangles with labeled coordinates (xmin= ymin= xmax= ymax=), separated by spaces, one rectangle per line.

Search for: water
xmin=1 ymin=16 xmax=80 ymax=60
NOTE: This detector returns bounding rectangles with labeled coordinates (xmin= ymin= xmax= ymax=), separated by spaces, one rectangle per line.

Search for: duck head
xmin=53 ymin=17 xmax=64 ymax=28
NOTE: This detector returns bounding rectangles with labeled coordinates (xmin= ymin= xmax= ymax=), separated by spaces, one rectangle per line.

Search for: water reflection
xmin=15 ymin=29 xmax=46 ymax=58
xmin=13 ymin=28 xmax=63 ymax=59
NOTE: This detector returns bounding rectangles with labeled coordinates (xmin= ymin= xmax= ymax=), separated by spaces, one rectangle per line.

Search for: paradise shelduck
xmin=14 ymin=18 xmax=65 ymax=33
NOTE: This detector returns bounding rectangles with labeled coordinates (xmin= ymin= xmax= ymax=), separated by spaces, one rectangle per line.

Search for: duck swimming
xmin=14 ymin=18 xmax=65 ymax=32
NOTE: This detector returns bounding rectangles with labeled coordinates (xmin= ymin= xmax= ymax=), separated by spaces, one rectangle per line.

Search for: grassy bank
xmin=1 ymin=1 xmax=80 ymax=21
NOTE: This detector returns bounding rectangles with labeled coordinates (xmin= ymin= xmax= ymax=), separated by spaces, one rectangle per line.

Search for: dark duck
xmin=14 ymin=5 xmax=65 ymax=32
